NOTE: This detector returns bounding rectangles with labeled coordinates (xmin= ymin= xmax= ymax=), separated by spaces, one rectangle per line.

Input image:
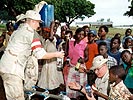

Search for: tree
xmin=0 ymin=0 xmax=40 ymax=20
xmin=107 ymin=18 xmax=111 ymax=22
xmin=47 ymin=0 xmax=95 ymax=25
xmin=0 ymin=0 xmax=95 ymax=26
xmin=100 ymin=18 xmax=104 ymax=22
xmin=124 ymin=0 xmax=133 ymax=16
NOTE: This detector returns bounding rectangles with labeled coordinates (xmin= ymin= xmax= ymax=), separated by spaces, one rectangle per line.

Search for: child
xmin=108 ymin=37 xmax=121 ymax=65
xmin=85 ymin=30 xmax=98 ymax=86
xmin=82 ymin=25 xmax=90 ymax=43
xmin=98 ymin=42 xmax=117 ymax=68
xmin=85 ymin=30 xmax=98 ymax=70
xmin=121 ymin=50 xmax=133 ymax=93
xmin=109 ymin=65 xmax=132 ymax=100
xmin=122 ymin=28 xmax=132 ymax=45
xmin=66 ymin=27 xmax=88 ymax=99
xmin=37 ymin=21 xmax=64 ymax=94
xmin=68 ymin=65 xmax=132 ymax=100
xmin=120 ymin=36 xmax=133 ymax=53
xmin=96 ymin=25 xmax=110 ymax=49
xmin=114 ymin=33 xmax=121 ymax=39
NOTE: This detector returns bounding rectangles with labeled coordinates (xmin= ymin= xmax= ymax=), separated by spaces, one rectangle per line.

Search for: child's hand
xmin=68 ymin=82 xmax=81 ymax=91
xmin=78 ymin=67 xmax=86 ymax=73
xmin=86 ymin=92 xmax=96 ymax=100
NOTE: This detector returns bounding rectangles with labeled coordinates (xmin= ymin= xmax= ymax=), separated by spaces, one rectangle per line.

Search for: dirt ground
xmin=0 ymin=76 xmax=7 ymax=100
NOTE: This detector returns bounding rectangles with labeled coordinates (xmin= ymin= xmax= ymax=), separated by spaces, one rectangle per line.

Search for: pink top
xmin=68 ymin=39 xmax=87 ymax=65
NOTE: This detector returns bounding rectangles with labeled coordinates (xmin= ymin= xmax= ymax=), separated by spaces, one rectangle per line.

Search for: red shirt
xmin=85 ymin=43 xmax=98 ymax=69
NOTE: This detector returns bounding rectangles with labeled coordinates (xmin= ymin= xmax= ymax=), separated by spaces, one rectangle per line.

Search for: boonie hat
xmin=91 ymin=55 xmax=108 ymax=70
xmin=16 ymin=14 xmax=25 ymax=22
xmin=25 ymin=10 xmax=42 ymax=21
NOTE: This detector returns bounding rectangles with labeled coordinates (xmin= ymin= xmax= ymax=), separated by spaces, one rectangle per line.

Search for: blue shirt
xmin=108 ymin=50 xmax=121 ymax=65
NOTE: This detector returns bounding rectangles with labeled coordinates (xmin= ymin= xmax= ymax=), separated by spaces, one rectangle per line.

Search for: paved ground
xmin=0 ymin=76 xmax=6 ymax=100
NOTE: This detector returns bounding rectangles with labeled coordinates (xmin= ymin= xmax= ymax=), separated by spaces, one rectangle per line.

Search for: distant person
xmin=114 ymin=33 xmax=121 ymax=39
xmin=122 ymin=28 xmax=132 ymax=45
xmin=54 ymin=20 xmax=61 ymax=37
xmin=4 ymin=21 xmax=14 ymax=46
xmin=0 ymin=35 xmax=6 ymax=59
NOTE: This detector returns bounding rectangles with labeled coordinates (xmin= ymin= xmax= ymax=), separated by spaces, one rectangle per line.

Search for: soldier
xmin=0 ymin=10 xmax=64 ymax=100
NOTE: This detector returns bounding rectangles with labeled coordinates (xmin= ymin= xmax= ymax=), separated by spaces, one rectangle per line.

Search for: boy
xmin=98 ymin=42 xmax=117 ymax=69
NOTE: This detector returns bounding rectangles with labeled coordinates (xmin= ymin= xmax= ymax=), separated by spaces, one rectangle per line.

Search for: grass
xmin=0 ymin=24 xmax=6 ymax=35
xmin=70 ymin=26 xmax=130 ymax=39
xmin=0 ymin=23 xmax=131 ymax=39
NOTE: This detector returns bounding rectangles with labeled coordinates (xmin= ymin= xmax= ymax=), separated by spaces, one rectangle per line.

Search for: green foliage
xmin=0 ymin=0 xmax=95 ymax=25
xmin=0 ymin=0 xmax=42 ymax=20
xmin=51 ymin=0 xmax=95 ymax=25
xmin=124 ymin=0 xmax=133 ymax=16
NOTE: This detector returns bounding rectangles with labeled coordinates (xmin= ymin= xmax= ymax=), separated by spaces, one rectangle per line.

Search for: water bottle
xmin=75 ymin=57 xmax=82 ymax=71
xmin=85 ymin=84 xmax=92 ymax=97
xmin=66 ymin=56 xmax=70 ymax=65
xmin=57 ymin=47 xmax=64 ymax=71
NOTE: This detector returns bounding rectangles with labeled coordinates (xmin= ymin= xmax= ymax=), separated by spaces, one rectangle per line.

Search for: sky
xmin=73 ymin=0 xmax=133 ymax=26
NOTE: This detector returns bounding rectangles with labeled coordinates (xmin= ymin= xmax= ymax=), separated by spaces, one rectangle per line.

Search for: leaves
xmin=0 ymin=0 xmax=95 ymax=25
xmin=124 ymin=0 xmax=133 ymax=17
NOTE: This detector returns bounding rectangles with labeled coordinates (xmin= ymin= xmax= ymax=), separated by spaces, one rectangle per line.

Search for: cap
xmin=125 ymin=36 xmax=133 ymax=41
xmin=25 ymin=10 xmax=43 ymax=22
xmin=88 ymin=30 xmax=97 ymax=36
xmin=91 ymin=55 xmax=108 ymax=70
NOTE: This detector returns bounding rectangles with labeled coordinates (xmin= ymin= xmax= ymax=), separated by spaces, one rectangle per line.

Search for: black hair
xmin=114 ymin=33 xmax=121 ymax=38
xmin=111 ymin=37 xmax=121 ymax=45
xmin=99 ymin=25 xmax=109 ymax=33
xmin=123 ymin=37 xmax=132 ymax=49
xmin=65 ymin=30 xmax=73 ymax=36
xmin=110 ymin=37 xmax=121 ymax=50
xmin=82 ymin=25 xmax=89 ymax=30
xmin=121 ymin=50 xmax=131 ymax=58
xmin=6 ymin=22 xmax=14 ymax=31
xmin=125 ymin=37 xmax=132 ymax=43
xmin=109 ymin=65 xmax=126 ymax=80
xmin=74 ymin=28 xmax=85 ymax=39
xmin=125 ymin=28 xmax=132 ymax=36
xmin=98 ymin=42 xmax=107 ymax=49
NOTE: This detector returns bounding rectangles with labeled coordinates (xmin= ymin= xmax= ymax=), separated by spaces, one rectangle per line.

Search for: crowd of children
xmin=0 ymin=19 xmax=133 ymax=100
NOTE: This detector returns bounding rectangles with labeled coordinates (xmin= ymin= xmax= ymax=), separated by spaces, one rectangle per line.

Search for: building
xmin=75 ymin=21 xmax=113 ymax=28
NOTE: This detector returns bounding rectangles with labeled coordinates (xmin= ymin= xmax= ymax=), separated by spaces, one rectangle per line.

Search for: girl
xmin=121 ymin=50 xmax=133 ymax=93
xmin=66 ymin=28 xmax=88 ymax=99
xmin=37 ymin=21 xmax=64 ymax=94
